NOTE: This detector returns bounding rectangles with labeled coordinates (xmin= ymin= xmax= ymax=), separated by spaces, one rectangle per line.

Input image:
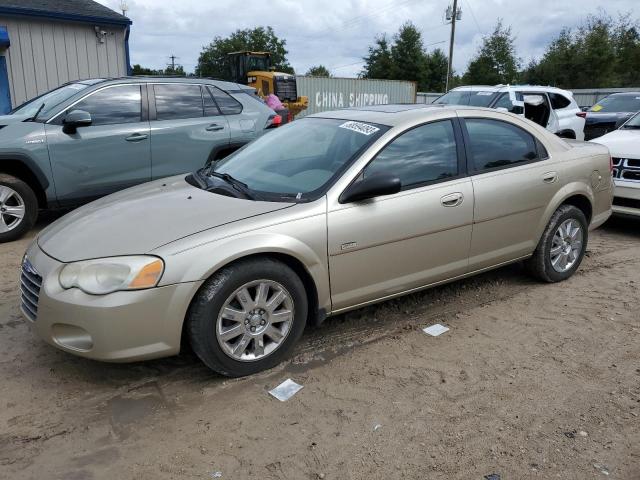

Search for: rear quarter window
xmin=549 ymin=93 xmax=572 ymax=109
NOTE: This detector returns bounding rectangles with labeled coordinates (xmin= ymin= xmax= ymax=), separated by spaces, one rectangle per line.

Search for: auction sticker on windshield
xmin=339 ymin=121 xmax=380 ymax=135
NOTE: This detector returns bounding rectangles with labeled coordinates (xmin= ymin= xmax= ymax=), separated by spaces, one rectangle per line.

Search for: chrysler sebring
xmin=21 ymin=105 xmax=613 ymax=376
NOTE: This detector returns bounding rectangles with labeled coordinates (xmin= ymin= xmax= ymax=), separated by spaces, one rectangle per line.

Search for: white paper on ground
xmin=269 ymin=379 xmax=303 ymax=401
xmin=422 ymin=323 xmax=450 ymax=336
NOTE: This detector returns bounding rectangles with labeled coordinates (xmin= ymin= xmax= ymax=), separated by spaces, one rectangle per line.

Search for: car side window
xmin=549 ymin=93 xmax=572 ymax=110
xmin=208 ymin=86 xmax=243 ymax=115
xmin=203 ymin=88 xmax=220 ymax=116
xmin=154 ymin=84 xmax=203 ymax=120
xmin=65 ymin=85 xmax=142 ymax=126
xmin=363 ymin=120 xmax=459 ymax=188
xmin=465 ymin=119 xmax=540 ymax=172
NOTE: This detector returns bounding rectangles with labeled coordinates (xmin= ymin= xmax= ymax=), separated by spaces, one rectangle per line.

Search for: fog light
xmin=51 ymin=324 xmax=93 ymax=351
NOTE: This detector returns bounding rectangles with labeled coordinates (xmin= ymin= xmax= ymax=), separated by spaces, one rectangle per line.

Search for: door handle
xmin=206 ymin=124 xmax=224 ymax=131
xmin=125 ymin=133 xmax=148 ymax=142
xmin=542 ymin=171 xmax=558 ymax=183
xmin=441 ymin=192 xmax=464 ymax=207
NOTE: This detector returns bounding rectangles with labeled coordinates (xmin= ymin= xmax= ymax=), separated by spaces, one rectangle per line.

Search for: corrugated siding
xmin=296 ymin=76 xmax=417 ymax=117
xmin=0 ymin=16 xmax=127 ymax=107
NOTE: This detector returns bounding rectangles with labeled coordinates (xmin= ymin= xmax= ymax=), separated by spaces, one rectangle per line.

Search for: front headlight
xmin=59 ymin=256 xmax=164 ymax=295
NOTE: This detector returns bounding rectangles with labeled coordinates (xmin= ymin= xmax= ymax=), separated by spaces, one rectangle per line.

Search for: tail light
xmin=266 ymin=114 xmax=282 ymax=129
xmin=576 ymin=112 xmax=587 ymax=118
xmin=287 ymin=112 xmax=293 ymax=123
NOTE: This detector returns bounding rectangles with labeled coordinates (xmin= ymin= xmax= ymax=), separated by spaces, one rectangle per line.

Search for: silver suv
xmin=0 ymin=77 xmax=276 ymax=242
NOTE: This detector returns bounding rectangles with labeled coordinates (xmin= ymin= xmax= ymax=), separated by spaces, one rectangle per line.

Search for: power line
xmin=463 ymin=0 xmax=483 ymax=36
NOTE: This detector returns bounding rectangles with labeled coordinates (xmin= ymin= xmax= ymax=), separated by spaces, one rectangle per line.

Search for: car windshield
xmin=621 ymin=112 xmax=640 ymax=129
xmin=208 ymin=117 xmax=388 ymax=201
xmin=434 ymin=90 xmax=499 ymax=107
xmin=11 ymin=82 xmax=92 ymax=119
xmin=589 ymin=95 xmax=640 ymax=113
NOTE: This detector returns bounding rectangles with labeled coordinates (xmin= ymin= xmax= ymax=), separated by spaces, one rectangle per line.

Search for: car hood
xmin=590 ymin=129 xmax=640 ymax=158
xmin=37 ymin=175 xmax=293 ymax=262
xmin=585 ymin=112 xmax=635 ymax=125
xmin=0 ymin=114 xmax=33 ymax=125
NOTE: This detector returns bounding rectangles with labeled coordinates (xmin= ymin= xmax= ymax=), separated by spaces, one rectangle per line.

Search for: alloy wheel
xmin=216 ymin=279 xmax=295 ymax=362
xmin=0 ymin=186 xmax=26 ymax=233
xmin=550 ymin=219 xmax=584 ymax=273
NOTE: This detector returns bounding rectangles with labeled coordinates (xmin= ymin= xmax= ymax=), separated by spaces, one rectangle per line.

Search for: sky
xmin=97 ymin=0 xmax=637 ymax=79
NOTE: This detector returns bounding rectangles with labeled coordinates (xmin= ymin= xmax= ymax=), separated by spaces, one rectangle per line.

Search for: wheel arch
xmin=535 ymin=184 xmax=594 ymax=245
xmin=0 ymin=155 xmax=49 ymax=208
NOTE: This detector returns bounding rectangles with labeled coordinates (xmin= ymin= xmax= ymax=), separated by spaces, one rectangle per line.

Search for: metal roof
xmin=0 ymin=0 xmax=131 ymax=26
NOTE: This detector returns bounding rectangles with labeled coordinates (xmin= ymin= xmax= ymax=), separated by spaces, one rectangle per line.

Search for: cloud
xmin=98 ymin=0 xmax=637 ymax=82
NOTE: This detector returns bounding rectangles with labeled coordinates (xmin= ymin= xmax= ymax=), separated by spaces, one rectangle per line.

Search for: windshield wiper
xmin=28 ymin=103 xmax=46 ymax=122
xmin=207 ymin=171 xmax=259 ymax=200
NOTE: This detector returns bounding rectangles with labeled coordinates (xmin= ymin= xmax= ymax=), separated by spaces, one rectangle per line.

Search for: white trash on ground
xmin=422 ymin=324 xmax=450 ymax=336
xmin=269 ymin=379 xmax=303 ymax=401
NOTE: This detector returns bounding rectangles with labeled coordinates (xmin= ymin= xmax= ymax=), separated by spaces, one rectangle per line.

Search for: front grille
xmin=274 ymin=77 xmax=298 ymax=102
xmin=612 ymin=158 xmax=640 ymax=183
xmin=20 ymin=257 xmax=42 ymax=321
xmin=613 ymin=196 xmax=640 ymax=210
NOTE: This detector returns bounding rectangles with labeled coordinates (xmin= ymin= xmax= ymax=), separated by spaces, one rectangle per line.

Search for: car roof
xmin=607 ymin=92 xmax=640 ymax=96
xmin=450 ymin=84 xmax=574 ymax=96
xmin=69 ymin=76 xmax=248 ymax=92
xmin=309 ymin=104 xmax=484 ymax=126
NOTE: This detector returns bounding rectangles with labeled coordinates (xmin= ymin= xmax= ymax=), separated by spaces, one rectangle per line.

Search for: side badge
xmin=341 ymin=241 xmax=358 ymax=251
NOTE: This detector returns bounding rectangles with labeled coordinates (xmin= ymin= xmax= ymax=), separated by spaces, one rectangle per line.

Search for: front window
xmin=207 ymin=118 xmax=389 ymax=201
xmin=589 ymin=95 xmax=640 ymax=113
xmin=434 ymin=90 xmax=499 ymax=107
xmin=363 ymin=120 xmax=458 ymax=188
xmin=11 ymin=82 xmax=93 ymax=120
xmin=56 ymin=85 xmax=142 ymax=126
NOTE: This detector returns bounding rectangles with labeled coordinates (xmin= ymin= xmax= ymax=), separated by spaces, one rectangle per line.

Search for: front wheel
xmin=187 ymin=258 xmax=308 ymax=377
xmin=0 ymin=174 xmax=38 ymax=243
xmin=526 ymin=205 xmax=588 ymax=282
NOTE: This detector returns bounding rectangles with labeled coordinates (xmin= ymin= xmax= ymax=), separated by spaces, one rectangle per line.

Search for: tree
xmin=196 ymin=26 xmax=293 ymax=79
xmin=164 ymin=65 xmax=186 ymax=76
xmin=424 ymin=48 xmax=448 ymax=91
xmin=131 ymin=64 xmax=187 ymax=76
xmin=361 ymin=34 xmax=394 ymax=80
xmin=463 ymin=20 xmax=519 ymax=85
xmin=521 ymin=13 xmax=640 ymax=88
xmin=390 ymin=22 xmax=429 ymax=89
xmin=306 ymin=65 xmax=331 ymax=77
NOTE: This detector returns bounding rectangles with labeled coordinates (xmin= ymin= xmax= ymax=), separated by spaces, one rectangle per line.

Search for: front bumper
xmin=612 ymin=181 xmax=640 ymax=217
xmin=21 ymin=243 xmax=203 ymax=362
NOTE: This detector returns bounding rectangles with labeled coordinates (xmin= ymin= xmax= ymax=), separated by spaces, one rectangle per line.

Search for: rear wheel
xmin=187 ymin=258 xmax=308 ymax=377
xmin=0 ymin=174 xmax=38 ymax=243
xmin=526 ymin=205 xmax=588 ymax=282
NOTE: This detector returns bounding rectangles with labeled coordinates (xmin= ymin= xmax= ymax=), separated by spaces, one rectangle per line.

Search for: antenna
xmin=120 ymin=1 xmax=128 ymax=16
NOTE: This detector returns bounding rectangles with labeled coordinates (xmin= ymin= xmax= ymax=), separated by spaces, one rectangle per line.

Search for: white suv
xmin=434 ymin=85 xmax=585 ymax=140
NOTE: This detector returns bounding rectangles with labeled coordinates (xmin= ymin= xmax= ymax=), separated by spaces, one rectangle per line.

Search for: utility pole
xmin=445 ymin=0 xmax=461 ymax=92
xmin=168 ymin=55 xmax=179 ymax=72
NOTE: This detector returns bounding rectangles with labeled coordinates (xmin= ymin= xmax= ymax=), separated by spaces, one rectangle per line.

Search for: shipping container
xmin=296 ymin=76 xmax=417 ymax=117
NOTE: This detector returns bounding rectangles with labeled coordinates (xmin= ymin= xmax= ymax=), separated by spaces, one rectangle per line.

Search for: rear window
xmin=589 ymin=95 xmax=640 ymax=113
xmin=549 ymin=93 xmax=572 ymax=109
xmin=434 ymin=90 xmax=499 ymax=107
xmin=154 ymin=84 xmax=204 ymax=120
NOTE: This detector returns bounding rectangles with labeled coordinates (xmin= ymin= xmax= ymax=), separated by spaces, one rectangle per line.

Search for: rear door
xmin=149 ymin=83 xmax=230 ymax=179
xmin=45 ymin=83 xmax=151 ymax=205
xmin=327 ymin=119 xmax=474 ymax=310
xmin=460 ymin=114 xmax=562 ymax=270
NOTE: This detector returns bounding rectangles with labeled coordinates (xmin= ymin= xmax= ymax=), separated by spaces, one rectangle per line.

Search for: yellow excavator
xmin=227 ymin=51 xmax=308 ymax=118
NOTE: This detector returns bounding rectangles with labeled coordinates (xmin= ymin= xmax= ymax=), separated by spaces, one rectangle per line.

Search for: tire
xmin=0 ymin=174 xmax=38 ymax=243
xmin=187 ymin=258 xmax=308 ymax=377
xmin=526 ymin=205 xmax=588 ymax=282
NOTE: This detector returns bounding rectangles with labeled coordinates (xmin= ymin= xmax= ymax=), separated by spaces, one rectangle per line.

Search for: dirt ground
xmin=0 ymin=216 xmax=639 ymax=480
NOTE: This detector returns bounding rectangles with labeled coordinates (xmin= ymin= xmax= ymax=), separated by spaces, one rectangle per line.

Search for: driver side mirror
xmin=62 ymin=110 xmax=92 ymax=134
xmin=340 ymin=173 xmax=401 ymax=204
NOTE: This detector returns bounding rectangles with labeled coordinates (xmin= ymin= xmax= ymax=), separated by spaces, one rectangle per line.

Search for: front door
xmin=46 ymin=84 xmax=151 ymax=205
xmin=460 ymin=115 xmax=562 ymax=270
xmin=327 ymin=119 xmax=474 ymax=311
xmin=149 ymin=83 xmax=230 ymax=179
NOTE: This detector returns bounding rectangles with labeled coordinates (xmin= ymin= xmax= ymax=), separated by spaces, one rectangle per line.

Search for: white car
xmin=591 ymin=112 xmax=640 ymax=217
xmin=434 ymin=85 xmax=585 ymax=140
